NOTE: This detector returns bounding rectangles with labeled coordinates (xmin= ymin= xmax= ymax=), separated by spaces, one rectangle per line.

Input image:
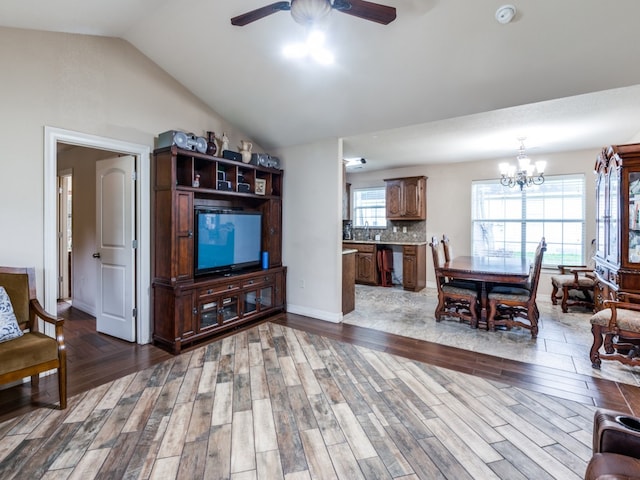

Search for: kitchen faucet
xmin=364 ymin=221 xmax=370 ymax=240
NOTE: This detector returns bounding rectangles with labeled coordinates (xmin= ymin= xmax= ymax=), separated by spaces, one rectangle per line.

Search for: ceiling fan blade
xmin=334 ymin=0 xmax=396 ymax=25
xmin=231 ymin=1 xmax=291 ymax=26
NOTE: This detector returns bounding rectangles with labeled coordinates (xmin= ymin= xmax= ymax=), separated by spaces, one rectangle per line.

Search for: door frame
xmin=44 ymin=126 xmax=151 ymax=344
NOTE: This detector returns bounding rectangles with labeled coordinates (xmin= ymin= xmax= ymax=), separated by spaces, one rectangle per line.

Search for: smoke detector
xmin=495 ymin=5 xmax=516 ymax=24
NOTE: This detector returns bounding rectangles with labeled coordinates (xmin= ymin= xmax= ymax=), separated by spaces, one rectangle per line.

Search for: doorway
xmin=58 ymin=170 xmax=73 ymax=301
xmin=44 ymin=127 xmax=151 ymax=344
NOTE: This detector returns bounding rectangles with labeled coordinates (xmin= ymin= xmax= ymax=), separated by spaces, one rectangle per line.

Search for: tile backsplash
xmin=352 ymin=220 xmax=426 ymax=242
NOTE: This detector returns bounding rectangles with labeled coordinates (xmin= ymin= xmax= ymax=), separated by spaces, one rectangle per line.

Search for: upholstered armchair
xmin=590 ymin=291 xmax=640 ymax=370
xmin=0 ymin=267 xmax=66 ymax=409
xmin=585 ymin=408 xmax=640 ymax=480
xmin=550 ymin=239 xmax=596 ymax=313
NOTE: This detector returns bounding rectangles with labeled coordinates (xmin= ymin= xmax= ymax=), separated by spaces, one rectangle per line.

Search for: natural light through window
xmin=353 ymin=187 xmax=387 ymax=228
xmin=471 ymin=174 xmax=585 ymax=266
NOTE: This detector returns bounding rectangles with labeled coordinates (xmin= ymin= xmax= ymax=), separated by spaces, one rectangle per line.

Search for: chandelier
xmin=499 ymin=138 xmax=546 ymax=190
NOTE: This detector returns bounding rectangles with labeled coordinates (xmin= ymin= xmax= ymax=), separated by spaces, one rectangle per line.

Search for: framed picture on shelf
xmin=255 ymin=178 xmax=266 ymax=195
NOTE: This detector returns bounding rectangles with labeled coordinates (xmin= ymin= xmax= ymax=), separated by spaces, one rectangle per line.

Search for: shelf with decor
xmin=157 ymin=145 xmax=282 ymax=197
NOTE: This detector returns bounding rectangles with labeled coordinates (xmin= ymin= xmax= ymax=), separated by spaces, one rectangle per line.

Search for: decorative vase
xmin=219 ymin=132 xmax=229 ymax=153
xmin=239 ymin=140 xmax=253 ymax=164
xmin=206 ymin=131 xmax=217 ymax=156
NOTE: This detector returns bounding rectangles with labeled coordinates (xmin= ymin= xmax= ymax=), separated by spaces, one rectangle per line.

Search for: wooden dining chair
xmin=442 ymin=234 xmax=480 ymax=291
xmin=429 ymin=237 xmax=479 ymax=326
xmin=487 ymin=238 xmax=547 ymax=338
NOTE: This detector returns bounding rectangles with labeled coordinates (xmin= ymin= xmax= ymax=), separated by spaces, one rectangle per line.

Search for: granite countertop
xmin=343 ymin=240 xmax=428 ymax=246
xmin=342 ymin=248 xmax=358 ymax=255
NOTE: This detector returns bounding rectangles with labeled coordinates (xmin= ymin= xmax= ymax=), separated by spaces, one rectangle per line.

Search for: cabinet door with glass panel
xmin=242 ymin=274 xmax=276 ymax=318
xmin=608 ymin=158 xmax=620 ymax=265
xmin=198 ymin=285 xmax=240 ymax=330
xmin=628 ymin=170 xmax=640 ymax=265
xmin=243 ymin=285 xmax=274 ymax=317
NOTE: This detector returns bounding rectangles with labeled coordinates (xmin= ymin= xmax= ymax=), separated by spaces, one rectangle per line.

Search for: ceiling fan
xmin=231 ymin=0 xmax=396 ymax=27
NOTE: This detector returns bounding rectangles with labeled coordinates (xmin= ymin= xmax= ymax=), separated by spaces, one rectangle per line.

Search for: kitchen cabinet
xmin=343 ymin=243 xmax=379 ymax=285
xmin=594 ymin=143 xmax=640 ymax=309
xmin=402 ymin=244 xmax=426 ymax=292
xmin=342 ymin=242 xmax=426 ymax=291
xmin=384 ymin=176 xmax=427 ymax=220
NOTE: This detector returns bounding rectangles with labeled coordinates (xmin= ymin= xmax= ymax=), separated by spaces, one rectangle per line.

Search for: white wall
xmin=0 ymin=27 xmax=258 ymax=304
xmin=348 ymin=148 xmax=600 ymax=298
xmin=275 ymin=139 xmax=343 ymax=322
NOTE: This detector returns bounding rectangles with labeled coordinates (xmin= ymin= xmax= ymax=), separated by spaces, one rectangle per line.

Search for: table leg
xmin=479 ymin=281 xmax=488 ymax=329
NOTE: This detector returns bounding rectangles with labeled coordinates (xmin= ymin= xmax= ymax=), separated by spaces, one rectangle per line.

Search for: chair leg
xmin=551 ymin=284 xmax=560 ymax=305
xmin=435 ymin=291 xmax=445 ymax=322
xmin=561 ymin=286 xmax=570 ymax=313
xmin=469 ymin=298 xmax=478 ymax=328
xmin=31 ymin=374 xmax=39 ymax=389
xmin=488 ymin=299 xmax=497 ymax=331
xmin=59 ymin=356 xmax=67 ymax=410
xmin=528 ymin=305 xmax=538 ymax=338
xmin=590 ymin=324 xmax=604 ymax=369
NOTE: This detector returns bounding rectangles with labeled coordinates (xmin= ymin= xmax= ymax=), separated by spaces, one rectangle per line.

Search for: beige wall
xmin=348 ymin=148 xmax=601 ymax=298
xmin=0 ymin=27 xmax=257 ymax=300
xmin=275 ymin=139 xmax=344 ymax=321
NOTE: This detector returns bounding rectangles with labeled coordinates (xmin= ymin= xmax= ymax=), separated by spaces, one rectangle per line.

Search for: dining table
xmin=440 ymin=255 xmax=531 ymax=326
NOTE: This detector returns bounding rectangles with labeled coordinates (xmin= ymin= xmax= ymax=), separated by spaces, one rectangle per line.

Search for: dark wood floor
xmin=1 ymin=305 xmax=639 ymax=425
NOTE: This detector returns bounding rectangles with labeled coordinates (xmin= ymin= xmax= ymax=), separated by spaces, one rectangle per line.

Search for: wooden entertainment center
xmin=151 ymin=145 xmax=286 ymax=354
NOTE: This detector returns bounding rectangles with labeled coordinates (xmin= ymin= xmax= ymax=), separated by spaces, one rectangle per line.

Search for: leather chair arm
xmin=593 ymin=409 xmax=640 ymax=458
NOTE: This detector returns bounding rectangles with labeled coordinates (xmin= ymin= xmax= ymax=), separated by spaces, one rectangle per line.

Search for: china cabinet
xmin=593 ymin=143 xmax=640 ymax=310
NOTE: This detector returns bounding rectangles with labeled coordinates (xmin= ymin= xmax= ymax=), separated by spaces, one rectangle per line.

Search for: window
xmin=471 ymin=174 xmax=585 ymax=266
xmin=352 ymin=187 xmax=387 ymax=228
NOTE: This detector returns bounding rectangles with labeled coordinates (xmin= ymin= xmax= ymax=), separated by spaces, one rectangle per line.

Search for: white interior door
xmin=95 ymin=155 xmax=136 ymax=341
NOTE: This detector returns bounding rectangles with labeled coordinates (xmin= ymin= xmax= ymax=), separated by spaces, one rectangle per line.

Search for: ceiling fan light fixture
xmin=290 ymin=0 xmax=332 ymax=27
xmin=283 ymin=29 xmax=334 ymax=65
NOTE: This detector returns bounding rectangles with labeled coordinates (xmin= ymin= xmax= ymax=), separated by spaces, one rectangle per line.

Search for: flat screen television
xmin=194 ymin=208 xmax=262 ymax=275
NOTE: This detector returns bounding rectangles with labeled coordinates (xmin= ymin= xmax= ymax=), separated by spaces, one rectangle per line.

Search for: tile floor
xmin=343 ymin=285 xmax=640 ymax=387
xmin=0 ymin=323 xmax=598 ymax=479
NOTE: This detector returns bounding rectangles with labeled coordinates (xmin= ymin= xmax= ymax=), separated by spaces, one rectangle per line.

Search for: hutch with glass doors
xmin=593 ymin=143 xmax=640 ymax=310
xmin=151 ymin=145 xmax=286 ymax=354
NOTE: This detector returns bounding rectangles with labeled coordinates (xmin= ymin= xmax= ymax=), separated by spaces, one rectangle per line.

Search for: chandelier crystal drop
xmin=499 ymin=138 xmax=546 ymax=190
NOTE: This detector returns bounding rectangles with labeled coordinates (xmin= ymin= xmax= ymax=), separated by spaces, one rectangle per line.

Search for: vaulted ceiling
xmin=2 ymin=0 xmax=640 ymax=171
